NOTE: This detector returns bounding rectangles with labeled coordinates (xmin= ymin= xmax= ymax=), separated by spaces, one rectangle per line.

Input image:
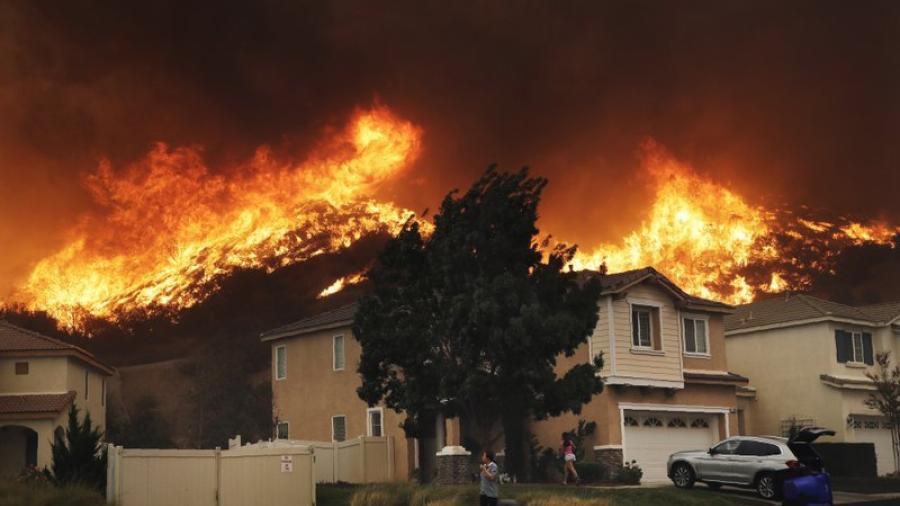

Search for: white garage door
xmin=854 ymin=417 xmax=898 ymax=476
xmin=623 ymin=411 xmax=720 ymax=482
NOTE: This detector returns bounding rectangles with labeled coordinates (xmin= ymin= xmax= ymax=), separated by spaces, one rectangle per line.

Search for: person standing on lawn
xmin=479 ymin=450 xmax=499 ymax=506
xmin=561 ymin=432 xmax=580 ymax=485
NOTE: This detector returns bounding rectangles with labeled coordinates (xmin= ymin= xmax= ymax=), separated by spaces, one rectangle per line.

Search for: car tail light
xmin=785 ymin=460 xmax=802 ymax=469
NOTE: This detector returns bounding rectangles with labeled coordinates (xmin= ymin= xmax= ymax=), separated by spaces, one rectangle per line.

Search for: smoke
xmin=2 ymin=0 xmax=899 ymax=296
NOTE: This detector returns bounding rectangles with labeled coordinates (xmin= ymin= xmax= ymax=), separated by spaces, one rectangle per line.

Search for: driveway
xmin=689 ymin=483 xmax=900 ymax=505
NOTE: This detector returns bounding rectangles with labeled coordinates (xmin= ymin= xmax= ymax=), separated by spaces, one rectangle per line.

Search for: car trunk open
xmin=787 ymin=427 xmax=835 ymax=472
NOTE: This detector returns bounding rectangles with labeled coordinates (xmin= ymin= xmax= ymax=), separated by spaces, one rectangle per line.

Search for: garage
xmin=853 ymin=416 xmax=898 ymax=476
xmin=623 ymin=411 xmax=721 ymax=482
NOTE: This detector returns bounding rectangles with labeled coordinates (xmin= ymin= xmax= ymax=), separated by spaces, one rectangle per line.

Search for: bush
xmin=574 ymin=462 xmax=605 ymax=484
xmin=615 ymin=460 xmax=643 ymax=485
xmin=50 ymin=405 xmax=106 ymax=491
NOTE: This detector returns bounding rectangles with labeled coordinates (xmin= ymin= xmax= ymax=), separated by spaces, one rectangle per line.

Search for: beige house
xmin=0 ymin=321 xmax=114 ymax=477
xmin=262 ymin=267 xmax=752 ymax=482
xmin=725 ymin=294 xmax=900 ymax=476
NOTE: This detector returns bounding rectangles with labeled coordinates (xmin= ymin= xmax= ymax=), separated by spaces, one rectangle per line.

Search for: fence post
xmin=360 ymin=437 xmax=368 ymax=483
xmin=387 ymin=436 xmax=395 ymax=481
xmin=333 ymin=440 xmax=339 ymax=483
xmin=115 ymin=446 xmax=123 ymax=505
xmin=214 ymin=447 xmax=221 ymax=506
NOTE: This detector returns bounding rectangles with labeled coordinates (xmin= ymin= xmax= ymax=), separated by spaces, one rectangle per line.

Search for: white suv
xmin=666 ymin=427 xmax=834 ymax=500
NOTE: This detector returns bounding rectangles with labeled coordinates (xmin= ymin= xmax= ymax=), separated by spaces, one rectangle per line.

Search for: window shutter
xmin=835 ymin=330 xmax=852 ymax=363
xmin=862 ymin=333 xmax=874 ymax=365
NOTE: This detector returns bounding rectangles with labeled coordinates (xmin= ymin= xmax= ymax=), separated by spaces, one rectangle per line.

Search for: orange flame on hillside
xmin=12 ymin=107 xmax=423 ymax=328
xmin=570 ymin=141 xmax=898 ymax=304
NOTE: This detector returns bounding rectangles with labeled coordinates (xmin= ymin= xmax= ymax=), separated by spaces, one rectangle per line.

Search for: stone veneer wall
xmin=595 ymin=448 xmax=623 ymax=480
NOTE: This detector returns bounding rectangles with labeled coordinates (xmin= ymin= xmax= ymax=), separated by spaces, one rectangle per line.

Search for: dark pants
xmin=479 ymin=494 xmax=498 ymax=506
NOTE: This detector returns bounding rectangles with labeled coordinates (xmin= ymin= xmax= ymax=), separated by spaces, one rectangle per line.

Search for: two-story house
xmin=261 ymin=267 xmax=751 ymax=483
xmin=0 ymin=321 xmax=115 ymax=477
xmin=725 ymin=294 xmax=900 ymax=476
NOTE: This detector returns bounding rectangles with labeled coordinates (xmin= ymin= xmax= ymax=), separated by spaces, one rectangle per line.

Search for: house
xmin=261 ymin=267 xmax=752 ymax=483
xmin=724 ymin=294 xmax=900 ymax=476
xmin=0 ymin=321 xmax=115 ymax=477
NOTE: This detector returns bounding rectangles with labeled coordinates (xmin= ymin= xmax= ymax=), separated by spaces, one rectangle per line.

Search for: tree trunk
xmin=501 ymin=406 xmax=527 ymax=481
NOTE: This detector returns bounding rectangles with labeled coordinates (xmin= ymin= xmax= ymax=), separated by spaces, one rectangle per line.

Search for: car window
xmin=712 ymin=439 xmax=741 ymax=455
xmin=737 ymin=441 xmax=781 ymax=456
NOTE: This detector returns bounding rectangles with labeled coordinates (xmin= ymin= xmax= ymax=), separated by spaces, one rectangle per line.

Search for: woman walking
xmin=561 ymin=432 xmax=579 ymax=485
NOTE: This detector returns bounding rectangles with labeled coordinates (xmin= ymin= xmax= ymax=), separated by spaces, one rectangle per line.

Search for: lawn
xmin=0 ymin=481 xmax=106 ymax=506
xmin=317 ymin=483 xmax=760 ymax=506
xmin=831 ymin=475 xmax=900 ymax=493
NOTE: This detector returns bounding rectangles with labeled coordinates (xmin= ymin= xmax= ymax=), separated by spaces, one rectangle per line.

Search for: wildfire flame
xmin=318 ymin=272 xmax=366 ymax=299
xmin=11 ymin=107 xmax=422 ymax=328
xmin=570 ymin=141 xmax=898 ymax=304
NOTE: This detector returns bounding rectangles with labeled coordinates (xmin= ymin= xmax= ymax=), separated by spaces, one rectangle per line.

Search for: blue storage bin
xmin=782 ymin=472 xmax=832 ymax=505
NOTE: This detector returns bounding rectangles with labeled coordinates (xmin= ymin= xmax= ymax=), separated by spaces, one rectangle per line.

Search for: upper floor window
xmin=332 ymin=415 xmax=347 ymax=442
xmin=276 ymin=421 xmax=289 ymax=439
xmin=333 ymin=335 xmax=345 ymax=371
xmin=835 ymin=330 xmax=873 ymax=365
xmin=367 ymin=408 xmax=383 ymax=437
xmin=275 ymin=345 xmax=287 ymax=380
xmin=631 ymin=305 xmax=661 ymax=349
xmin=84 ymin=371 xmax=89 ymax=400
xmin=683 ymin=317 xmax=709 ymax=355
xmin=15 ymin=362 xmax=29 ymax=375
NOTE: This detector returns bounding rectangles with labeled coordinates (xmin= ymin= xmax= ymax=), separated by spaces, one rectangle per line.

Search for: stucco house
xmin=261 ymin=267 xmax=752 ymax=482
xmin=725 ymin=294 xmax=900 ymax=476
xmin=0 ymin=321 xmax=115 ymax=477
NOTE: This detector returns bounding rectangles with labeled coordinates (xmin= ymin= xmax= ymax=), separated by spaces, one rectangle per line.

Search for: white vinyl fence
xmin=241 ymin=436 xmax=394 ymax=484
xmin=106 ymin=444 xmax=315 ymax=506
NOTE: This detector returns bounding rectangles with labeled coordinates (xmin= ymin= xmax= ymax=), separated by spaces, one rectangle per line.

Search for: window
xmin=737 ymin=440 xmax=781 ymax=456
xmin=691 ymin=418 xmax=709 ymax=428
xmin=642 ymin=417 xmax=663 ymax=427
xmin=667 ymin=418 xmax=687 ymax=428
xmin=835 ymin=330 xmax=873 ymax=365
xmin=624 ymin=416 xmax=639 ymax=427
xmin=14 ymin=362 xmax=28 ymax=375
xmin=276 ymin=421 xmax=289 ymax=439
xmin=333 ymin=335 xmax=346 ymax=371
xmin=275 ymin=345 xmax=287 ymax=380
xmin=631 ymin=304 xmax=661 ymax=349
xmin=712 ymin=439 xmax=740 ymax=455
xmin=367 ymin=408 xmax=384 ymax=437
xmin=332 ymin=415 xmax=347 ymax=442
xmin=84 ymin=371 xmax=89 ymax=400
xmin=683 ymin=317 xmax=709 ymax=355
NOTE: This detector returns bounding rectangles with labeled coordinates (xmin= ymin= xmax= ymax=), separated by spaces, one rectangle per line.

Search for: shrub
xmin=615 ymin=460 xmax=643 ymax=485
xmin=574 ymin=462 xmax=605 ymax=484
xmin=50 ymin=405 xmax=106 ymax=491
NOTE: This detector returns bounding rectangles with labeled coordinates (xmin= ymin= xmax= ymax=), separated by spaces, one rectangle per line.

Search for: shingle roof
xmin=584 ymin=267 xmax=733 ymax=312
xmin=0 ymin=321 xmax=115 ymax=374
xmin=260 ymin=303 xmax=358 ymax=341
xmin=0 ymin=392 xmax=76 ymax=418
xmin=725 ymin=294 xmax=900 ymax=332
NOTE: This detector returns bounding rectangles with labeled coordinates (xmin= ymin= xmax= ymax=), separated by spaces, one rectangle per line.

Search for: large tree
xmin=355 ymin=167 xmax=603 ymax=478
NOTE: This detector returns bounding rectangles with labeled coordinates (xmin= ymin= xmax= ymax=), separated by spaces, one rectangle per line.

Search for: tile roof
xmin=584 ymin=267 xmax=733 ymax=312
xmin=0 ymin=321 xmax=115 ymax=374
xmin=260 ymin=303 xmax=358 ymax=341
xmin=0 ymin=391 xmax=76 ymax=417
xmin=725 ymin=294 xmax=900 ymax=332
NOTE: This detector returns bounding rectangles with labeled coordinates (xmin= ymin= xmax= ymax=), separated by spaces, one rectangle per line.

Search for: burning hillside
xmin=3 ymin=107 xmax=897 ymax=329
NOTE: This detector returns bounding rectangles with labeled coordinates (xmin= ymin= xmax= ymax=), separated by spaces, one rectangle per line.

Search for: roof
xmin=0 ymin=321 xmax=115 ymax=375
xmin=725 ymin=294 xmax=900 ymax=333
xmin=584 ymin=267 xmax=734 ymax=313
xmin=260 ymin=303 xmax=358 ymax=341
xmin=0 ymin=391 xmax=76 ymax=419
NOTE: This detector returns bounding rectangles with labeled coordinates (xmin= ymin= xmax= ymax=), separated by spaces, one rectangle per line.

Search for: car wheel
xmin=671 ymin=463 xmax=695 ymax=489
xmin=755 ymin=472 xmax=781 ymax=500
xmin=706 ymin=482 xmax=722 ymax=491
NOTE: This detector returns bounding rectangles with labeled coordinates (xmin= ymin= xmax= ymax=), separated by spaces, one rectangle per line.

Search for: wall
xmin=0 ymin=356 xmax=68 ymax=393
xmin=270 ymin=326 xmax=411 ymax=480
xmin=106 ymin=445 xmax=315 ymax=506
xmin=65 ymin=359 xmax=107 ymax=431
xmin=612 ymin=284 xmax=682 ymax=383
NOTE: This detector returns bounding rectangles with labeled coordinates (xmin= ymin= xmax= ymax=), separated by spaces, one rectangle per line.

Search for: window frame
xmin=850 ymin=331 xmax=865 ymax=364
xmin=629 ymin=300 xmax=663 ymax=351
xmin=682 ymin=313 xmax=710 ymax=357
xmin=367 ymin=407 xmax=384 ymax=437
xmin=276 ymin=421 xmax=290 ymax=440
xmin=332 ymin=414 xmax=347 ymax=442
xmin=333 ymin=334 xmax=346 ymax=372
xmin=275 ymin=345 xmax=287 ymax=381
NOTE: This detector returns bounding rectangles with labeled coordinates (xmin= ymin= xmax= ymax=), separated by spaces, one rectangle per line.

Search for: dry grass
xmin=0 ymin=481 xmax=107 ymax=506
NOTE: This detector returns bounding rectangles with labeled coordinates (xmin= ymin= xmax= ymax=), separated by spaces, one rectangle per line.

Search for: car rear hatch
xmin=787 ymin=427 xmax=835 ymax=472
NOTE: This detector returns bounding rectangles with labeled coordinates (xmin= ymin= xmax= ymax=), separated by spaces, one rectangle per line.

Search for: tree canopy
xmin=354 ymin=167 xmax=603 ymax=477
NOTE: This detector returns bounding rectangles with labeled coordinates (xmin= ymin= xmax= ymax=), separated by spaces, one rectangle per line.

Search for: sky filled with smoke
xmin=2 ymin=0 xmax=898 ymax=295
